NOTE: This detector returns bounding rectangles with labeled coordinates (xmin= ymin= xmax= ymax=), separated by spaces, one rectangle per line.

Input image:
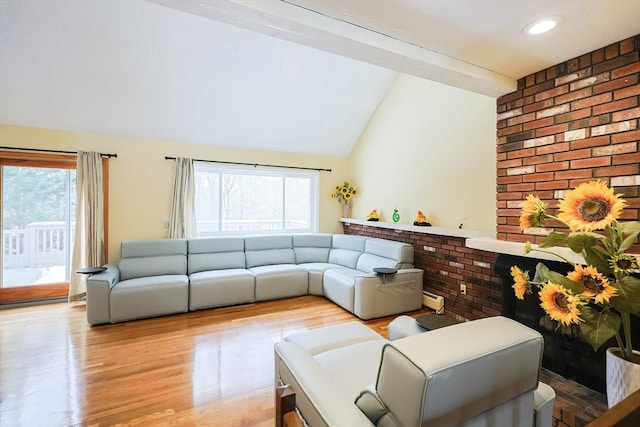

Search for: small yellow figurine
xmin=366 ymin=209 xmax=379 ymax=221
xmin=414 ymin=210 xmax=431 ymax=226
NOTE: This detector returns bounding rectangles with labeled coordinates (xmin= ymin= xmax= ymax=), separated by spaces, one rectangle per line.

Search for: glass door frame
xmin=0 ymin=150 xmax=109 ymax=304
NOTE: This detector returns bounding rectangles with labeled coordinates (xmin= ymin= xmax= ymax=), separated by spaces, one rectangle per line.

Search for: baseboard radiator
xmin=422 ymin=291 xmax=445 ymax=314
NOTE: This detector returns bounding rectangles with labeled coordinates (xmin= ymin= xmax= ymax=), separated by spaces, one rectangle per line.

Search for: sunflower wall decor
xmin=511 ymin=180 xmax=640 ymax=363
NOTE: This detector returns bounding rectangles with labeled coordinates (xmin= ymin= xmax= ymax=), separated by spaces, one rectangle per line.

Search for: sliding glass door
xmin=2 ymin=166 xmax=76 ymax=286
xmin=0 ymin=152 xmax=77 ymax=304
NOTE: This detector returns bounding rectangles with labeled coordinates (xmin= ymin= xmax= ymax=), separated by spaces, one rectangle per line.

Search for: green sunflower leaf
xmin=533 ymin=262 xmax=550 ymax=283
xmin=618 ymin=223 xmax=640 ymax=253
xmin=567 ymin=234 xmax=597 ymax=253
xmin=534 ymin=262 xmax=582 ymax=293
xmin=617 ymin=221 xmax=640 ymax=235
xmin=611 ymin=276 xmax=640 ymax=315
xmin=579 ymin=306 xmax=621 ymax=352
xmin=539 ymin=232 xmax=568 ymax=248
xmin=582 ymin=245 xmax=612 ymax=277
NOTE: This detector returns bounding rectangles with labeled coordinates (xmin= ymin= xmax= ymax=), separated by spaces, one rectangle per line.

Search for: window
xmin=194 ymin=162 xmax=318 ymax=236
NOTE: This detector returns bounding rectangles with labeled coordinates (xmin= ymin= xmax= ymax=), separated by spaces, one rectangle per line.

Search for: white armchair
xmin=274 ymin=316 xmax=555 ymax=426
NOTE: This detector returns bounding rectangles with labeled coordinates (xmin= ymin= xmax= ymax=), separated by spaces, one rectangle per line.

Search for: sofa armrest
xmin=354 ymin=269 xmax=424 ymax=320
xmin=86 ymin=264 xmax=120 ymax=326
xmin=534 ymin=382 xmax=555 ymax=427
xmin=274 ymin=342 xmax=374 ymax=427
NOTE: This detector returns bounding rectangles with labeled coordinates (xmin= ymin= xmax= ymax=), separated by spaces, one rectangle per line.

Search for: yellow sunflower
xmin=519 ymin=194 xmax=548 ymax=230
xmin=539 ymin=282 xmax=582 ymax=326
xmin=567 ymin=265 xmax=617 ymax=304
xmin=510 ymin=266 xmax=530 ymax=300
xmin=557 ymin=180 xmax=626 ymax=232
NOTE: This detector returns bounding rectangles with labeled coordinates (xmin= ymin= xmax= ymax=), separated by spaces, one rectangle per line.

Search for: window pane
xmin=195 ymin=170 xmax=220 ymax=235
xmin=285 ymin=177 xmax=311 ymax=230
xmin=2 ymin=166 xmax=75 ymax=287
xmin=221 ymin=174 xmax=283 ymax=232
xmin=194 ymin=163 xmax=317 ymax=235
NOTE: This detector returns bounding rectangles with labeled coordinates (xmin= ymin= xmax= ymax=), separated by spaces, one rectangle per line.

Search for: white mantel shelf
xmin=466 ymin=237 xmax=586 ymax=265
xmin=339 ymin=218 xmax=495 ymax=239
xmin=340 ymin=217 xmax=590 ymax=265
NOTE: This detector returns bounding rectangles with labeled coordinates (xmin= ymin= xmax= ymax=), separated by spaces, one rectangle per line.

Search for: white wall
xmin=348 ymin=74 xmax=496 ymax=231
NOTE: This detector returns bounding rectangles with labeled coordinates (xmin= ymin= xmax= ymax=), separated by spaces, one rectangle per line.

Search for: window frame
xmin=193 ymin=161 xmax=319 ymax=236
xmin=0 ymin=150 xmax=109 ymax=303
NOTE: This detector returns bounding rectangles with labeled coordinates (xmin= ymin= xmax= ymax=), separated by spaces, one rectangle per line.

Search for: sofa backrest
xmin=328 ymin=235 xmax=367 ymax=269
xmin=356 ymin=238 xmax=414 ymax=273
xmin=245 ymin=234 xmax=295 ymax=268
xmin=356 ymin=317 xmax=543 ymax=427
xmin=293 ymin=233 xmax=332 ymax=263
xmin=118 ymin=239 xmax=187 ymax=281
xmin=187 ymin=237 xmax=246 ymax=274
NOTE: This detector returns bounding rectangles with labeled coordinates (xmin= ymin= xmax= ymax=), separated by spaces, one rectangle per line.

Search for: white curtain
xmin=69 ymin=151 xmax=104 ymax=301
xmin=169 ymin=157 xmax=196 ymax=238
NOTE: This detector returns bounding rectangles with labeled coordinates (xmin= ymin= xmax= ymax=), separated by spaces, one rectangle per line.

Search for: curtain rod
xmin=165 ymin=156 xmax=331 ymax=172
xmin=0 ymin=146 xmax=117 ymax=158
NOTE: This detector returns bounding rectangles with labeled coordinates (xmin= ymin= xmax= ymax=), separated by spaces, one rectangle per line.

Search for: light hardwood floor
xmin=0 ymin=296 xmax=426 ymax=426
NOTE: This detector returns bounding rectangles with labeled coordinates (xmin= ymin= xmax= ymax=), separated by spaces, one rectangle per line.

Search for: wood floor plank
xmin=0 ymin=295 xmax=428 ymax=426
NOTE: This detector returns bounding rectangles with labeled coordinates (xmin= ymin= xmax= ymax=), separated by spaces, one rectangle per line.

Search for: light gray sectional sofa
xmin=86 ymin=233 xmax=423 ymax=325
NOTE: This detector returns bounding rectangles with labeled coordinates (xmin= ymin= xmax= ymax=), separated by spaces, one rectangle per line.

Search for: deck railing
xmin=3 ymin=221 xmax=73 ymax=269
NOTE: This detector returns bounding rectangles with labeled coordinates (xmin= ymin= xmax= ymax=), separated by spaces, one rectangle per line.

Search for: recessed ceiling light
xmin=522 ymin=16 xmax=563 ymax=35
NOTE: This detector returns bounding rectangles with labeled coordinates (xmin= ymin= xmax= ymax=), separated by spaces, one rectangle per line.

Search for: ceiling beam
xmin=150 ymin=0 xmax=516 ymax=97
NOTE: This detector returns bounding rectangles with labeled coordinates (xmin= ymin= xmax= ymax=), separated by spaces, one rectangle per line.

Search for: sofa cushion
xmin=119 ymin=239 xmax=187 ymax=281
xmin=109 ymin=275 xmax=188 ymax=322
xmin=314 ymin=340 xmax=387 ymax=399
xmin=251 ymin=264 xmax=308 ymax=301
xmin=284 ymin=321 xmax=382 ymax=356
xmin=245 ymin=235 xmax=295 ymax=268
xmin=298 ymin=262 xmax=346 ymax=295
xmin=365 ymin=238 xmax=414 ymax=265
xmin=293 ymin=233 xmax=332 ymax=263
xmin=187 ymin=237 xmax=246 ymax=274
xmin=323 ymin=268 xmax=361 ymax=312
xmin=189 ymin=268 xmax=255 ymax=310
xmin=121 ymin=238 xmax=187 ymax=258
xmin=328 ymin=235 xmax=367 ymax=269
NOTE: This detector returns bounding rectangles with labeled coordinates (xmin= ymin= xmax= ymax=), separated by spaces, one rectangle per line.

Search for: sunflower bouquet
xmin=511 ymin=180 xmax=640 ymax=362
xmin=331 ymin=181 xmax=357 ymax=204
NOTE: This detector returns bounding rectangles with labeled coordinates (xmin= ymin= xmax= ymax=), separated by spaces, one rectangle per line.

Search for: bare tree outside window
xmin=194 ymin=163 xmax=317 ymax=235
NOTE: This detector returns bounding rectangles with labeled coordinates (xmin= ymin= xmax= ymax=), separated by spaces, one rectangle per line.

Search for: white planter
xmin=606 ymin=347 xmax=640 ymax=408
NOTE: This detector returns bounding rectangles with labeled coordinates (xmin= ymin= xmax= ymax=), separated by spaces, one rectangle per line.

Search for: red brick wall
xmin=343 ymin=223 xmax=501 ymax=321
xmin=497 ymin=35 xmax=640 ymax=246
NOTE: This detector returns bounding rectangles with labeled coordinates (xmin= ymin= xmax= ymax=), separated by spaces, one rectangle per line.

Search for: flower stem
xmin=614 ymin=331 xmax=624 ymax=354
xmin=528 ymin=247 xmax=574 ymax=265
xmin=621 ymin=311 xmax=633 ymax=361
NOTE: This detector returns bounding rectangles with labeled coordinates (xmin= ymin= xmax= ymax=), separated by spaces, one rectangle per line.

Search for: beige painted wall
xmin=348 ymin=74 xmax=496 ymax=232
xmin=0 ymin=125 xmax=348 ymax=262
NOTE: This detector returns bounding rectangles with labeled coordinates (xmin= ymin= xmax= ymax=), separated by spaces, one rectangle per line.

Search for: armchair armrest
xmin=86 ymin=264 xmax=120 ymax=325
xmin=354 ymin=269 xmax=424 ymax=320
xmin=534 ymin=382 xmax=555 ymax=427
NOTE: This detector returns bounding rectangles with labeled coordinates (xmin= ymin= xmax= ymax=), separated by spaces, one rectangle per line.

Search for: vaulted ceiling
xmin=1 ymin=0 xmax=638 ymax=156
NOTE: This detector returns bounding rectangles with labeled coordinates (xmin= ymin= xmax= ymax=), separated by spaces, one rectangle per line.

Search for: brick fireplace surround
xmin=344 ymin=35 xmax=639 ymax=427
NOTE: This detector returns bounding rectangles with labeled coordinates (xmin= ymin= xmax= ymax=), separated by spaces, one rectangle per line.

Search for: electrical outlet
xmin=460 ymin=283 xmax=467 ymax=294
